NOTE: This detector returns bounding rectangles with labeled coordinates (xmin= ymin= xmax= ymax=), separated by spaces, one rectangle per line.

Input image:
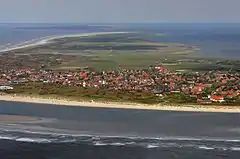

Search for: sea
xmin=0 ymin=23 xmax=240 ymax=158
xmin=0 ymin=101 xmax=239 ymax=159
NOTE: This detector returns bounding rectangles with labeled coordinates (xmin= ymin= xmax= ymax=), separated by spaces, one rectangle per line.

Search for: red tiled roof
xmin=210 ymin=95 xmax=224 ymax=101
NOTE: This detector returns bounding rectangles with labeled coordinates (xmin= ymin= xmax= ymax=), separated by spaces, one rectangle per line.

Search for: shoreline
xmin=0 ymin=95 xmax=240 ymax=113
xmin=0 ymin=31 xmax=128 ymax=53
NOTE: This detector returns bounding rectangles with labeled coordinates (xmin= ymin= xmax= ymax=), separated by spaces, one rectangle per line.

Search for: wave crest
xmin=0 ymin=128 xmax=239 ymax=151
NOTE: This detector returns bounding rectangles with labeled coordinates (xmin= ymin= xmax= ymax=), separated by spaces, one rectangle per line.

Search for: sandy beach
xmin=0 ymin=94 xmax=240 ymax=113
xmin=0 ymin=31 xmax=128 ymax=53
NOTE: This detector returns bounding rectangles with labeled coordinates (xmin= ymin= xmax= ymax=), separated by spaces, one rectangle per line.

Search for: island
xmin=0 ymin=32 xmax=240 ymax=112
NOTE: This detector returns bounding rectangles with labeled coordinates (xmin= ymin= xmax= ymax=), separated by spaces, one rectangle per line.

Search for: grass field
xmin=11 ymin=32 xmax=240 ymax=72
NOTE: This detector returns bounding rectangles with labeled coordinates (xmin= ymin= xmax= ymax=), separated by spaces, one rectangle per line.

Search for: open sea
xmin=0 ymin=23 xmax=240 ymax=158
xmin=0 ymin=101 xmax=239 ymax=159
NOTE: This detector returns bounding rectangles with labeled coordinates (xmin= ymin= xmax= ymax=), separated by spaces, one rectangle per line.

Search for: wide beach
xmin=0 ymin=94 xmax=240 ymax=113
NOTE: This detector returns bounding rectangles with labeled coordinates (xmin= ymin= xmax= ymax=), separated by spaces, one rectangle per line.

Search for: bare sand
xmin=0 ymin=31 xmax=128 ymax=53
xmin=0 ymin=95 xmax=240 ymax=113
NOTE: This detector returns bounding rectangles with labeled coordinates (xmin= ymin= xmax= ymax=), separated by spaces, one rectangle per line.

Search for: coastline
xmin=0 ymin=31 xmax=128 ymax=53
xmin=0 ymin=94 xmax=240 ymax=113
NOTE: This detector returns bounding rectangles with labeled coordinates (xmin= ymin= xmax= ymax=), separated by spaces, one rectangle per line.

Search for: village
xmin=0 ymin=55 xmax=240 ymax=105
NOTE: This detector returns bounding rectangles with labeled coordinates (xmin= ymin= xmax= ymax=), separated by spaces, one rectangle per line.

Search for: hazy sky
xmin=0 ymin=0 xmax=240 ymax=23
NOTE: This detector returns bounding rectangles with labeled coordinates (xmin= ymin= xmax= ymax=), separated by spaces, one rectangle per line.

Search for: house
xmin=0 ymin=86 xmax=13 ymax=91
xmin=0 ymin=79 xmax=9 ymax=86
xmin=226 ymin=93 xmax=236 ymax=99
xmin=208 ymin=95 xmax=225 ymax=103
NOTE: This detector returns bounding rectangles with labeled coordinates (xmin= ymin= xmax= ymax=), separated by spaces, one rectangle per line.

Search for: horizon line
xmin=1 ymin=22 xmax=240 ymax=24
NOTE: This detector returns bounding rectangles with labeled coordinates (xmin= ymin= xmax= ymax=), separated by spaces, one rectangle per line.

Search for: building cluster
xmin=1 ymin=63 xmax=240 ymax=104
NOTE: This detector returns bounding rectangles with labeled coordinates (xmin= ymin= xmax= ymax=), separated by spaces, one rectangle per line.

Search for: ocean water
xmin=0 ymin=130 xmax=240 ymax=159
xmin=116 ymin=23 xmax=240 ymax=59
xmin=0 ymin=101 xmax=239 ymax=158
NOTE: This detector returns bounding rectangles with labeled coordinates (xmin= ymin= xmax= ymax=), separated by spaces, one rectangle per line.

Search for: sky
xmin=0 ymin=0 xmax=240 ymax=23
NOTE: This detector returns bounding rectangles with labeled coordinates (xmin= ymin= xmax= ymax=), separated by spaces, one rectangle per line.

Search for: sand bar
xmin=0 ymin=115 xmax=40 ymax=123
xmin=0 ymin=95 xmax=240 ymax=113
xmin=0 ymin=31 xmax=128 ymax=53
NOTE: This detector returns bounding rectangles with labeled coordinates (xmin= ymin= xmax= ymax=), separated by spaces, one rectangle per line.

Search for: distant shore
xmin=0 ymin=94 xmax=240 ymax=113
xmin=0 ymin=31 xmax=128 ymax=53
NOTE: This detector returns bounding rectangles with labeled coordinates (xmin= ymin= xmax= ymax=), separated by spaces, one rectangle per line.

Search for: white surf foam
xmin=2 ymin=125 xmax=240 ymax=144
xmin=59 ymin=139 xmax=77 ymax=143
xmin=94 ymin=142 xmax=108 ymax=146
xmin=198 ymin=146 xmax=215 ymax=150
xmin=0 ymin=136 xmax=16 ymax=140
xmin=109 ymin=142 xmax=126 ymax=146
xmin=0 ymin=127 xmax=86 ymax=137
xmin=89 ymin=135 xmax=240 ymax=143
xmin=15 ymin=137 xmax=51 ymax=143
xmin=146 ymin=144 xmax=159 ymax=148
xmin=0 ymin=133 xmax=238 ymax=152
xmin=94 ymin=142 xmax=134 ymax=146
xmin=230 ymin=147 xmax=240 ymax=151
xmin=2 ymin=129 xmax=240 ymax=144
xmin=0 ymin=126 xmax=240 ymax=149
xmin=153 ymin=137 xmax=240 ymax=143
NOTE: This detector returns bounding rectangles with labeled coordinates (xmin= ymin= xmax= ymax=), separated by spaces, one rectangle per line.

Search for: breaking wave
xmin=15 ymin=137 xmax=52 ymax=143
xmin=0 ymin=128 xmax=239 ymax=151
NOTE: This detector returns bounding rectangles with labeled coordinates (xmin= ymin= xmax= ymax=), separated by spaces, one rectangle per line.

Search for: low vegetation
xmin=6 ymin=33 xmax=240 ymax=72
xmin=6 ymin=83 xmax=240 ymax=106
xmin=9 ymin=83 xmax=162 ymax=104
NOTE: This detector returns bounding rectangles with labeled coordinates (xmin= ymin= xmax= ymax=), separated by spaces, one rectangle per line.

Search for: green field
xmin=10 ymin=83 xmax=162 ymax=104
xmin=12 ymin=32 xmax=240 ymax=72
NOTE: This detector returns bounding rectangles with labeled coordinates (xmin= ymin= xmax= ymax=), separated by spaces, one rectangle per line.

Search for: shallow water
xmin=0 ymin=101 xmax=240 ymax=158
xmin=0 ymin=23 xmax=106 ymax=51
xmin=0 ymin=128 xmax=240 ymax=159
